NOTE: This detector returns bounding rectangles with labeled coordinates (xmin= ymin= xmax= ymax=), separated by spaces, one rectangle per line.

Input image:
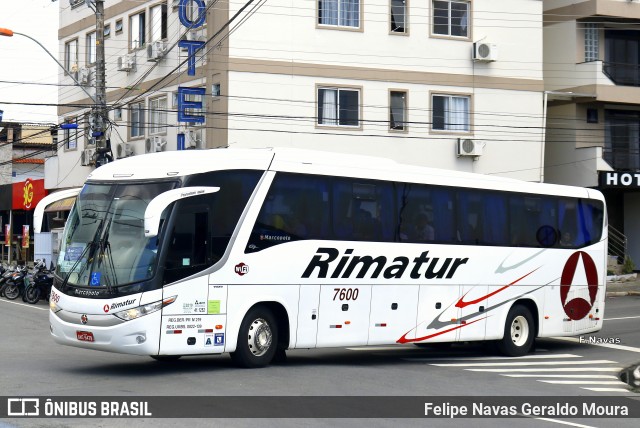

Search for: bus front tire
xmin=231 ymin=306 xmax=278 ymax=368
xmin=498 ymin=304 xmax=534 ymax=357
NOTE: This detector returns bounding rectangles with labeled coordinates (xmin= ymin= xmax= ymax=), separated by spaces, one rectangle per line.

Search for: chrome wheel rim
xmin=247 ymin=318 xmax=272 ymax=357
xmin=510 ymin=315 xmax=529 ymax=347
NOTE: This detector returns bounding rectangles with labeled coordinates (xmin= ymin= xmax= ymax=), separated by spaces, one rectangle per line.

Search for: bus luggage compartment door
xmin=316 ymin=285 xmax=371 ymax=347
xmin=368 ymin=285 xmax=419 ymax=345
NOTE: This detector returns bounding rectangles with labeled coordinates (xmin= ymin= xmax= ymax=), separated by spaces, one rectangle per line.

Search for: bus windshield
xmin=56 ymin=181 xmax=176 ymax=287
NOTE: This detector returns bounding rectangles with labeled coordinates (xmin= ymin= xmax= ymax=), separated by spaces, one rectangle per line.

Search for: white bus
xmin=49 ymin=148 xmax=607 ymax=367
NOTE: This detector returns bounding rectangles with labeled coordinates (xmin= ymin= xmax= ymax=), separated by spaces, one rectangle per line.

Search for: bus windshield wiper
xmin=60 ymin=217 xmax=106 ymax=290
xmin=96 ymin=217 xmax=117 ymax=294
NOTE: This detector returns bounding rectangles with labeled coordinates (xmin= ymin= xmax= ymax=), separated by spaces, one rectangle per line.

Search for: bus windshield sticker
xmin=90 ymin=272 xmax=101 ymax=287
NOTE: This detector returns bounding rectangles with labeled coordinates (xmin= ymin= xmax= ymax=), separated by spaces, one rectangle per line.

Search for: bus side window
xmin=334 ymin=179 xmax=394 ymax=242
xmin=558 ymin=199 xmax=579 ymax=248
xmin=482 ymin=192 xmax=508 ymax=245
xmin=456 ymin=190 xmax=483 ymax=244
xmin=560 ymin=199 xmax=603 ymax=248
xmin=246 ymin=173 xmax=330 ymax=253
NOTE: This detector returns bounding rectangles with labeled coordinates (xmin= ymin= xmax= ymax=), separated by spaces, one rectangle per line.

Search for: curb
xmin=606 ymin=291 xmax=640 ymax=297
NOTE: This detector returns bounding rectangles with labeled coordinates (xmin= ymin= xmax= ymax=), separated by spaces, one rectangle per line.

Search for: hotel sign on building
xmin=598 ymin=171 xmax=640 ymax=189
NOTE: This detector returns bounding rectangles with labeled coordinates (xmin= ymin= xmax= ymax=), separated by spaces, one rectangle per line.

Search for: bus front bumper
xmin=49 ymin=308 xmax=161 ymax=356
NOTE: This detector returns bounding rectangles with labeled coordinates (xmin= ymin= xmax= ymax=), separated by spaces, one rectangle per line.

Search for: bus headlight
xmin=50 ymin=299 xmax=61 ymax=313
xmin=113 ymin=296 xmax=177 ymax=321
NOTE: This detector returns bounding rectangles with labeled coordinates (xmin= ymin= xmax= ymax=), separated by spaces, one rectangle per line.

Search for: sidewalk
xmin=606 ymin=274 xmax=640 ymax=297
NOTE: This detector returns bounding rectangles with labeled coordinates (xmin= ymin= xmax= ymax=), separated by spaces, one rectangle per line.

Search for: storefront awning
xmin=43 ymin=196 xmax=76 ymax=212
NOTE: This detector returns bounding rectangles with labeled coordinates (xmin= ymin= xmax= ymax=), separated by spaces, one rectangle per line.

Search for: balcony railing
xmin=603 ymin=62 xmax=640 ymax=86
xmin=603 ymin=149 xmax=640 ymax=171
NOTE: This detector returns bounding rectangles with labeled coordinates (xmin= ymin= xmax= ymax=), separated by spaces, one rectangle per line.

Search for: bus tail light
xmin=113 ymin=295 xmax=177 ymax=321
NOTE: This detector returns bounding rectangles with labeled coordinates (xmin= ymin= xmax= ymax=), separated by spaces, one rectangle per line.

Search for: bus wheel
xmin=498 ymin=304 xmax=534 ymax=357
xmin=151 ymin=355 xmax=181 ymax=362
xmin=231 ymin=306 xmax=278 ymax=368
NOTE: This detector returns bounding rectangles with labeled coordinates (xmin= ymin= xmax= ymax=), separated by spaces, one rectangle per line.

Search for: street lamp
xmin=0 ymin=27 xmax=97 ymax=103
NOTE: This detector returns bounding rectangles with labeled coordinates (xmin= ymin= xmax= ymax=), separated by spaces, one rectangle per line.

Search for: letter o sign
xmin=560 ymin=251 xmax=599 ymax=320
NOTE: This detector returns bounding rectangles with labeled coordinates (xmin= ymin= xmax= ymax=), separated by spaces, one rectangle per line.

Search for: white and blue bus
xmin=49 ymin=148 xmax=607 ymax=367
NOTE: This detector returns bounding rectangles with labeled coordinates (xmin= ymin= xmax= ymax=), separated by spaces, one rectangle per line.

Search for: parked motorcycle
xmin=3 ymin=264 xmax=29 ymax=300
xmin=0 ymin=265 xmax=14 ymax=297
xmin=23 ymin=260 xmax=53 ymax=304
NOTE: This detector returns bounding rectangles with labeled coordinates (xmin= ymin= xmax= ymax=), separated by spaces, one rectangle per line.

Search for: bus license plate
xmin=76 ymin=331 xmax=95 ymax=342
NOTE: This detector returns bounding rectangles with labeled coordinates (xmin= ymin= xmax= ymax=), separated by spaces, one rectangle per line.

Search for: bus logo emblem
xmin=560 ymin=251 xmax=599 ymax=320
xmin=103 ymin=304 xmax=110 ymax=313
xmin=81 ymin=314 xmax=88 ymax=324
xmin=235 ymin=263 xmax=249 ymax=276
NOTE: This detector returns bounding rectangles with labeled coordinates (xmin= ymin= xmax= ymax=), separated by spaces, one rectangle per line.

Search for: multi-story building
xmin=0 ymin=121 xmax=53 ymax=263
xmin=48 ymin=1 xmax=545 ymax=183
xmin=543 ymin=0 xmax=640 ymax=265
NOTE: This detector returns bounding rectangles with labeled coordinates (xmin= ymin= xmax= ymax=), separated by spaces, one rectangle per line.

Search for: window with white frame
xmin=130 ymin=102 xmax=145 ymax=138
xmin=130 ymin=11 xmax=146 ymax=49
xmin=432 ymin=94 xmax=470 ymax=131
xmin=433 ymin=1 xmax=469 ymax=38
xmin=64 ymin=39 xmax=78 ymax=75
xmin=86 ymin=31 xmax=96 ymax=65
xmin=318 ymin=0 xmax=360 ymax=28
xmin=149 ymin=96 xmax=168 ymax=135
xmin=390 ymin=91 xmax=407 ymax=131
xmin=585 ymin=23 xmax=599 ymax=62
xmin=64 ymin=117 xmax=78 ymax=150
xmin=391 ymin=0 xmax=407 ymax=33
xmin=317 ymin=87 xmax=360 ymax=127
xmin=149 ymin=3 xmax=168 ymax=43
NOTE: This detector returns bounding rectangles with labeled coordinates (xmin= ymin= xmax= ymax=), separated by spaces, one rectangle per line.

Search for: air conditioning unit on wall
xmin=147 ymin=40 xmax=168 ymax=62
xmin=473 ymin=42 xmax=498 ymax=62
xmin=457 ymin=139 xmax=483 ymax=157
xmin=117 ymin=54 xmax=135 ymax=72
xmin=117 ymin=142 xmax=134 ymax=158
xmin=145 ymin=136 xmax=167 ymax=153
xmin=81 ymin=148 xmax=96 ymax=166
xmin=187 ymin=129 xmax=203 ymax=149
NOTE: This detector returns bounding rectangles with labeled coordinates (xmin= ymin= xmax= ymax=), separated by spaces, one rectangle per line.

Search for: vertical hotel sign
xmin=177 ymin=0 xmax=206 ymax=124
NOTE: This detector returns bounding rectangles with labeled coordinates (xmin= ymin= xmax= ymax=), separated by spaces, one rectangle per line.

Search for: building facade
xmin=0 ymin=121 xmax=53 ymax=263
xmin=543 ymin=0 xmax=640 ymax=266
xmin=49 ymin=0 xmax=545 ymax=192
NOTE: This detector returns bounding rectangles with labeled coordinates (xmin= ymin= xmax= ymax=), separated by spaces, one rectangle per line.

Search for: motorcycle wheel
xmin=4 ymin=283 xmax=21 ymax=300
xmin=23 ymin=286 xmax=41 ymax=304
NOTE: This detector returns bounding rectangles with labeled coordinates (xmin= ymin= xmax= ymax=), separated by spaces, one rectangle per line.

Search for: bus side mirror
xmin=33 ymin=187 xmax=82 ymax=233
xmin=144 ymin=186 xmax=220 ymax=238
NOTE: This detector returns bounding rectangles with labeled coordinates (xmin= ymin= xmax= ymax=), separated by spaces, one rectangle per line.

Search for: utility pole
xmin=91 ymin=0 xmax=110 ymax=166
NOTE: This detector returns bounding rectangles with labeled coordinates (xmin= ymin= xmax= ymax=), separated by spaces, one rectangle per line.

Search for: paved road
xmin=0 ymin=295 xmax=638 ymax=428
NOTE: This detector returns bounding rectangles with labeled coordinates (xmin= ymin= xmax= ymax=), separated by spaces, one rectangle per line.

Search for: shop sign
xmin=598 ymin=171 xmax=640 ymax=188
xmin=12 ymin=179 xmax=47 ymax=210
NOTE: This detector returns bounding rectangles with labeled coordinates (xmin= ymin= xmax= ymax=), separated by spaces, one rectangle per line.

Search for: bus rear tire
xmin=231 ymin=306 xmax=278 ymax=368
xmin=498 ymin=304 xmax=534 ymax=357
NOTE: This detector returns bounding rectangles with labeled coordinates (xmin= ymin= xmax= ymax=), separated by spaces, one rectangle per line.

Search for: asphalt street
xmin=0 ymin=293 xmax=638 ymax=428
